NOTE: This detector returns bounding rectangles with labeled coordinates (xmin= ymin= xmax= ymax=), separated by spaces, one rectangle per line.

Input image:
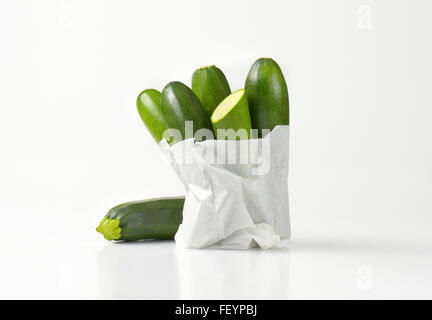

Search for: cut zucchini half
xmin=211 ymin=89 xmax=252 ymax=140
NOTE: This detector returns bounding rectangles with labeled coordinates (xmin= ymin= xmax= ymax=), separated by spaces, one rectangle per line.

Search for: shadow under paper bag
xmin=159 ymin=125 xmax=290 ymax=249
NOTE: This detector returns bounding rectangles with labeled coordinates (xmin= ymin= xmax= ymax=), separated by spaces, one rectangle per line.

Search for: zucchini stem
xmin=96 ymin=217 xmax=122 ymax=240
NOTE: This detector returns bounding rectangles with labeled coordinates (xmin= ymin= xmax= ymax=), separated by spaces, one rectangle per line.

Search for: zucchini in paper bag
xmin=192 ymin=65 xmax=231 ymax=117
xmin=245 ymin=58 xmax=289 ymax=137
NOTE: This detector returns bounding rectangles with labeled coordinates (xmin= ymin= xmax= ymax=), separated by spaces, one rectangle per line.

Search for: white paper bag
xmin=159 ymin=125 xmax=290 ymax=249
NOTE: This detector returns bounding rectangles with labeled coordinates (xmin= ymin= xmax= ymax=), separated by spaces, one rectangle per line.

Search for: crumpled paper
xmin=159 ymin=125 xmax=290 ymax=249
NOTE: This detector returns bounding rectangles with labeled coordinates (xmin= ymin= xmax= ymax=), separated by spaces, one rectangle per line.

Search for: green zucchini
xmin=245 ymin=58 xmax=289 ymax=137
xmin=96 ymin=197 xmax=184 ymax=241
xmin=211 ymin=89 xmax=252 ymax=140
xmin=192 ymin=65 xmax=231 ymax=117
xmin=136 ymin=89 xmax=168 ymax=143
xmin=161 ymin=81 xmax=213 ymax=143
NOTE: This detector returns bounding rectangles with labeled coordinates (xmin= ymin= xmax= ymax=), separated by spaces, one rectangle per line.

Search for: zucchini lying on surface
xmin=96 ymin=197 xmax=184 ymax=241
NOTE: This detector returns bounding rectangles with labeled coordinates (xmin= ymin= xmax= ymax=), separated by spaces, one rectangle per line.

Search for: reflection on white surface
xmin=95 ymin=241 xmax=291 ymax=299
xmin=90 ymin=232 xmax=432 ymax=300
xmin=175 ymin=248 xmax=290 ymax=299
xmin=0 ymin=228 xmax=431 ymax=299
xmin=96 ymin=241 xmax=180 ymax=299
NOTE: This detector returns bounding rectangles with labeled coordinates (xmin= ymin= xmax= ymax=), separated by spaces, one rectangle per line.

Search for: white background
xmin=1 ymin=0 xmax=431 ymax=299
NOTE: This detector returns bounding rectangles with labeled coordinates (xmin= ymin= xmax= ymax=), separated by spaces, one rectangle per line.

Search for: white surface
xmin=161 ymin=126 xmax=290 ymax=249
xmin=1 ymin=0 xmax=432 ymax=299
xmin=1 ymin=227 xmax=432 ymax=299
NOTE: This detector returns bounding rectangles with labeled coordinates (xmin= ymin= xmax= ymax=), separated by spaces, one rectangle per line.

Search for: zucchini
xmin=96 ymin=197 xmax=184 ymax=241
xmin=136 ymin=89 xmax=167 ymax=143
xmin=161 ymin=81 xmax=213 ymax=143
xmin=245 ymin=58 xmax=289 ymax=137
xmin=192 ymin=65 xmax=231 ymax=117
xmin=211 ymin=89 xmax=252 ymax=140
